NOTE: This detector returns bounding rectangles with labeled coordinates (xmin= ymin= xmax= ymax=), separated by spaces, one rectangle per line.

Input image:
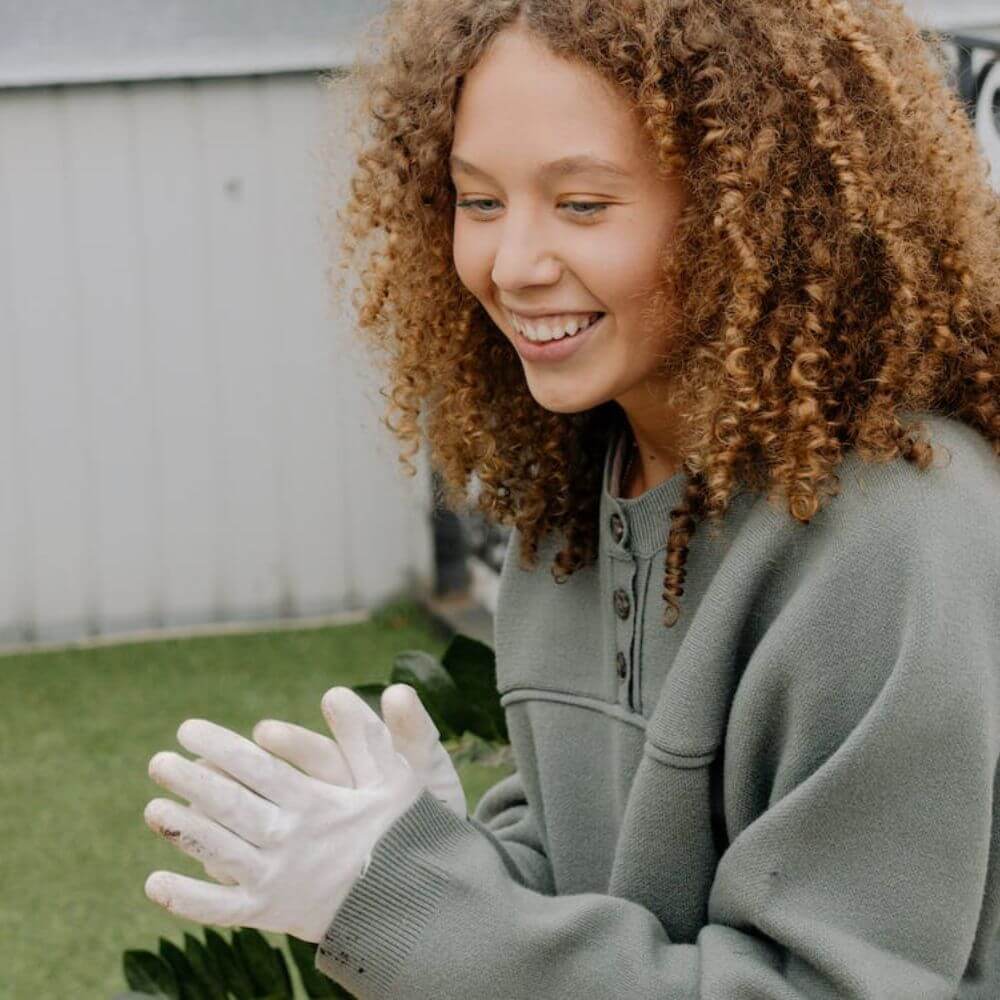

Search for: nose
xmin=489 ymin=213 xmax=562 ymax=290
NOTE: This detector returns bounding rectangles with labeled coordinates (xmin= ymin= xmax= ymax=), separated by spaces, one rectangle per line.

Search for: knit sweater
xmin=317 ymin=409 xmax=1000 ymax=999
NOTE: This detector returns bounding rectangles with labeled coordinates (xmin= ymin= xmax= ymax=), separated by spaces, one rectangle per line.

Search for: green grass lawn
xmin=1 ymin=601 xmax=512 ymax=998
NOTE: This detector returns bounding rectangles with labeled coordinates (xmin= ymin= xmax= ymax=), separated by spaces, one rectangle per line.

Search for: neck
xmin=616 ymin=398 xmax=686 ymax=497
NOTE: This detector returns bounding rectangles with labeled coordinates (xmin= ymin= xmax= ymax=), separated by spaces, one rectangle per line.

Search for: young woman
xmin=143 ymin=1 xmax=1000 ymax=996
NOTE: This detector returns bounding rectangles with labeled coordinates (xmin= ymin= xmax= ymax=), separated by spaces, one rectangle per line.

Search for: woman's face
xmin=450 ymin=24 xmax=687 ymax=415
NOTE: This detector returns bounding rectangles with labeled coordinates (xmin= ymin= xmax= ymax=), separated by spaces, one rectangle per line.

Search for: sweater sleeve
xmin=315 ymin=474 xmax=999 ymax=999
xmin=466 ymin=768 xmax=556 ymax=895
xmin=357 ymin=770 xmax=554 ymax=888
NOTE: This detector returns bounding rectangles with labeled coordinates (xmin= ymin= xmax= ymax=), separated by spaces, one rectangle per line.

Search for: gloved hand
xmin=252 ymin=682 xmax=468 ymax=820
xmin=143 ymin=686 xmax=425 ymax=942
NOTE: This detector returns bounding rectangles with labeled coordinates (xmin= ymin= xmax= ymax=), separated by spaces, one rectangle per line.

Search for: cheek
xmin=452 ymin=225 xmax=490 ymax=295
xmin=583 ymin=222 xmax=663 ymax=301
xmin=606 ymin=234 xmax=667 ymax=312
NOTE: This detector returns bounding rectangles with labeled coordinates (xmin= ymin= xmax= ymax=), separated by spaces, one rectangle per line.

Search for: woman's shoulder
xmin=727 ymin=409 xmax=998 ymax=635
xmin=825 ymin=410 xmax=997 ymax=538
xmin=736 ymin=413 xmax=999 ymax=728
xmin=743 ymin=410 xmax=999 ymax=554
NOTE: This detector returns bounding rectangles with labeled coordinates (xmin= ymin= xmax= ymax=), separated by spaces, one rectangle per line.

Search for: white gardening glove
xmin=143 ymin=686 xmax=425 ymax=943
xmin=252 ymin=682 xmax=468 ymax=820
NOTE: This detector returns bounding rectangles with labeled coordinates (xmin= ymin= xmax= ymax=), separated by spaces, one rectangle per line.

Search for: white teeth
xmin=510 ymin=311 xmax=603 ymax=342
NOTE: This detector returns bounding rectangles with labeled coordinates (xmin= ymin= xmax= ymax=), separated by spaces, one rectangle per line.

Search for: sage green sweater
xmin=317 ymin=410 xmax=1000 ymax=999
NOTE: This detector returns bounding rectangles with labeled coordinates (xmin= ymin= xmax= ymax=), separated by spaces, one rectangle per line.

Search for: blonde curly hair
xmin=328 ymin=0 xmax=1000 ymax=627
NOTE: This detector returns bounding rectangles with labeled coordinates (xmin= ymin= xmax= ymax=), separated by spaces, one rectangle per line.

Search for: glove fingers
xmin=176 ymin=718 xmax=313 ymax=808
xmin=252 ymin=719 xmax=354 ymax=787
xmin=320 ymin=686 xmax=398 ymax=788
xmin=145 ymin=870 xmax=250 ymax=929
xmin=381 ymin=684 xmax=440 ymax=771
xmin=148 ymin=750 xmax=280 ymax=847
xmin=382 ymin=684 xmax=467 ymax=818
xmin=144 ymin=797 xmax=263 ymax=885
xmin=189 ymin=763 xmax=242 ymax=883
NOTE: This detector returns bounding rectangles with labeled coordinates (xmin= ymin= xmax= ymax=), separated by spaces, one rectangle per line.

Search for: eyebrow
xmin=449 ymin=154 xmax=633 ymax=182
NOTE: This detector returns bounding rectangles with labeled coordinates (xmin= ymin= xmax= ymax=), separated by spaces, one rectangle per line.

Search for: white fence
xmin=0 ymin=72 xmax=433 ymax=649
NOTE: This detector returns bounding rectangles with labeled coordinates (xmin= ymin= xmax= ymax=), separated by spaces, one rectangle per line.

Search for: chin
xmin=523 ymin=380 xmax=609 ymax=415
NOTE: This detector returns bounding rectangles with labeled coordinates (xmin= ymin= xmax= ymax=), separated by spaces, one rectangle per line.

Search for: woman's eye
xmin=454 ymin=199 xmax=608 ymax=218
xmin=455 ymin=198 xmax=502 ymax=213
xmin=561 ymin=201 xmax=608 ymax=217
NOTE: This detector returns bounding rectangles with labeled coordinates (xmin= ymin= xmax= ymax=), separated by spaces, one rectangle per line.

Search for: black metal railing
xmin=934 ymin=31 xmax=1000 ymax=137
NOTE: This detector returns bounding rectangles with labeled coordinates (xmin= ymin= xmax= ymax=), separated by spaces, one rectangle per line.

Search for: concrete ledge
xmin=422 ymin=558 xmax=497 ymax=648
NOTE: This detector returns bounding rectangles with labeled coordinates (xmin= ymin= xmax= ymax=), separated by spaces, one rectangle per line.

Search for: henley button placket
xmin=610 ymin=512 xmax=625 ymax=545
xmin=608 ymin=501 xmax=636 ymax=709
xmin=613 ymin=587 xmax=631 ymax=620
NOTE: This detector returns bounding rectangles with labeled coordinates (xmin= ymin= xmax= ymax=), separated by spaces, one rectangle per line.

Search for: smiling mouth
xmin=508 ymin=311 xmax=606 ymax=343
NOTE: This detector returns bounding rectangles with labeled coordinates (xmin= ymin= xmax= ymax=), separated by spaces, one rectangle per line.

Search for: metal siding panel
xmin=322 ymin=77 xmax=434 ymax=610
xmin=257 ymin=74 xmax=353 ymax=618
xmin=0 ymin=112 xmax=28 ymax=645
xmin=336 ymin=337 xmax=429 ymax=609
xmin=0 ymin=89 xmax=91 ymax=642
xmin=196 ymin=78 xmax=286 ymax=621
xmin=0 ymin=73 xmax=434 ymax=647
xmin=62 ymin=84 xmax=160 ymax=634
xmin=129 ymin=79 xmax=225 ymax=628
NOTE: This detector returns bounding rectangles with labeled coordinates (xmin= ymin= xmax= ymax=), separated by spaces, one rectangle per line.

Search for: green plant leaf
xmin=183 ymin=933 xmax=228 ymax=1000
xmin=273 ymin=947 xmax=294 ymax=997
xmin=285 ymin=935 xmax=350 ymax=998
xmin=441 ymin=634 xmax=508 ymax=742
xmin=204 ymin=928 xmax=256 ymax=1000
xmin=123 ymin=949 xmax=180 ymax=998
xmin=349 ymin=682 xmax=387 ymax=718
xmin=389 ymin=650 xmax=469 ymax=739
xmin=233 ymin=928 xmax=289 ymax=996
xmin=158 ymin=939 xmax=210 ymax=1000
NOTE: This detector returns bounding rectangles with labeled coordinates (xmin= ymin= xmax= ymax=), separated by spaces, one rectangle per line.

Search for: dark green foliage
xmin=285 ymin=935 xmax=351 ymax=998
xmin=348 ymin=681 xmax=387 ymax=717
xmin=232 ymin=929 xmax=292 ymax=996
xmin=389 ymin=634 xmax=504 ymax=743
xmin=390 ymin=650 xmax=469 ymax=739
xmin=123 ymin=949 xmax=180 ymax=997
xmin=276 ymin=946 xmax=294 ymax=997
xmin=183 ymin=933 xmax=228 ymax=1000
xmin=121 ymin=929 xmax=356 ymax=999
xmin=204 ymin=928 xmax=257 ymax=999
xmin=158 ymin=939 xmax=210 ymax=1000
xmin=440 ymin=634 xmax=507 ymax=742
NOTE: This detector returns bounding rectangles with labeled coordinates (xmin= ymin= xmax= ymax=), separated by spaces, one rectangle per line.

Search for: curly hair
xmin=327 ymin=0 xmax=1000 ymax=627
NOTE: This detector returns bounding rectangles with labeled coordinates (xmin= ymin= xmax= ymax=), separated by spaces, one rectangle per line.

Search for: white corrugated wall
xmin=0 ymin=72 xmax=433 ymax=649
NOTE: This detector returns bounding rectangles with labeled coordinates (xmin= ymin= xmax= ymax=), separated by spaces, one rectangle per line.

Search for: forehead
xmin=452 ymin=27 xmax=648 ymax=170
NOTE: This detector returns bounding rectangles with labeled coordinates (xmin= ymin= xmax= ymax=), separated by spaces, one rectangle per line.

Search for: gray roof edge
xmin=0 ymin=46 xmax=363 ymax=90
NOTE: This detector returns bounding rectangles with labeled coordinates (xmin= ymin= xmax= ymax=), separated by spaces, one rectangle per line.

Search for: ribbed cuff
xmin=315 ymin=787 xmax=480 ymax=997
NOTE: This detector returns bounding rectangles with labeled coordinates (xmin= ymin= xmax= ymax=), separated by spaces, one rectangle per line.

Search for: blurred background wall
xmin=0 ymin=0 xmax=437 ymax=650
xmin=0 ymin=0 xmax=996 ymax=650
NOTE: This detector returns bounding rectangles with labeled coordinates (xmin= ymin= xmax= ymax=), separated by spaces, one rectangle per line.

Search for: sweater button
xmin=609 ymin=513 xmax=625 ymax=544
xmin=613 ymin=588 xmax=631 ymax=619
xmin=616 ymin=651 xmax=627 ymax=678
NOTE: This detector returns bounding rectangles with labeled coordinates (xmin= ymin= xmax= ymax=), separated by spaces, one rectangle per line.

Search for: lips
xmin=509 ymin=310 xmax=606 ymax=363
xmin=508 ymin=310 xmax=605 ymax=342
